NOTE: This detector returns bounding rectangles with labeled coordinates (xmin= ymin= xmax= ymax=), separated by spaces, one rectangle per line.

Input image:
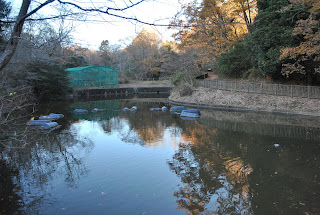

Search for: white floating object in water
xmin=49 ymin=113 xmax=64 ymax=119
xmin=39 ymin=113 xmax=64 ymax=120
xmin=92 ymin=108 xmax=99 ymax=112
xmin=150 ymin=108 xmax=161 ymax=111
xmin=27 ymin=119 xmax=51 ymax=126
xmin=180 ymin=109 xmax=201 ymax=118
xmin=162 ymin=106 xmax=168 ymax=111
xmin=130 ymin=106 xmax=137 ymax=111
xmin=40 ymin=122 xmax=59 ymax=130
xmin=274 ymin=143 xmax=280 ymax=147
xmin=39 ymin=115 xmax=53 ymax=120
xmin=74 ymin=109 xmax=88 ymax=114
xmin=169 ymin=106 xmax=186 ymax=112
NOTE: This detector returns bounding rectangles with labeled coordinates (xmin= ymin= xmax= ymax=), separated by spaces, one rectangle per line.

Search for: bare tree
xmin=0 ymin=0 xmax=154 ymax=71
xmin=127 ymin=27 xmax=163 ymax=79
xmin=0 ymin=0 xmax=55 ymax=70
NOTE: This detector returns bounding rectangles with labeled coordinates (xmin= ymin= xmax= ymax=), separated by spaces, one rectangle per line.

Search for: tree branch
xmin=0 ymin=0 xmax=56 ymax=71
xmin=19 ymin=0 xmax=56 ymax=26
xmin=57 ymin=0 xmax=146 ymax=12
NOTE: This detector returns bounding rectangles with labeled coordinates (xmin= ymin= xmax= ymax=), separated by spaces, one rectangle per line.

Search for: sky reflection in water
xmin=1 ymin=98 xmax=320 ymax=215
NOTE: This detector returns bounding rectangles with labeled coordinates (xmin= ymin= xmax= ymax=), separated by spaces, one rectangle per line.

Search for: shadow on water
xmin=0 ymin=159 xmax=23 ymax=214
xmin=0 ymin=110 xmax=93 ymax=214
xmin=166 ymin=113 xmax=320 ymax=214
xmin=0 ymin=96 xmax=320 ymax=214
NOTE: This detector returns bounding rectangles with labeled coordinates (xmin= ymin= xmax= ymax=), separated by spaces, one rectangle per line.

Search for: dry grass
xmin=119 ymin=80 xmax=173 ymax=88
xmin=169 ymin=87 xmax=320 ymax=114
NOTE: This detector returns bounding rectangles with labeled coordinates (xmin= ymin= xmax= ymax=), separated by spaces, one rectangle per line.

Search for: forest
xmin=0 ymin=0 xmax=319 ymax=112
xmin=0 ymin=1 xmax=319 ymax=213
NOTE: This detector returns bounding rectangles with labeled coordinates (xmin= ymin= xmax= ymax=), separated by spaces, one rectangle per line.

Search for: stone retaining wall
xmin=73 ymin=87 xmax=172 ymax=98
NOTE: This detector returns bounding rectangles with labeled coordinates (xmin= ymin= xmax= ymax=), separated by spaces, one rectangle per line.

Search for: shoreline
xmin=169 ymin=99 xmax=320 ymax=117
xmin=168 ymin=87 xmax=320 ymax=117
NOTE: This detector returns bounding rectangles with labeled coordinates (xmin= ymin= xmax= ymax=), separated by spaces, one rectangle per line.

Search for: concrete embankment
xmin=73 ymin=87 xmax=172 ymax=98
xmin=169 ymin=99 xmax=320 ymax=117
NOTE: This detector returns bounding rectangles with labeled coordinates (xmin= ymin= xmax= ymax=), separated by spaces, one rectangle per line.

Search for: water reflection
xmin=1 ymin=115 xmax=93 ymax=213
xmin=167 ymin=122 xmax=252 ymax=214
xmin=0 ymin=98 xmax=319 ymax=214
xmin=0 ymin=158 xmax=23 ymax=214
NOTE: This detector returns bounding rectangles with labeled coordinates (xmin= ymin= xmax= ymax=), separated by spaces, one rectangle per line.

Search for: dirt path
xmin=206 ymin=72 xmax=218 ymax=80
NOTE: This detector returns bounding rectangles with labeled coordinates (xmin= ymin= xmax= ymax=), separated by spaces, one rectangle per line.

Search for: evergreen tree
xmin=25 ymin=61 xmax=72 ymax=100
xmin=219 ymin=38 xmax=253 ymax=78
xmin=250 ymin=0 xmax=298 ymax=79
xmin=218 ymin=0 xmax=299 ymax=80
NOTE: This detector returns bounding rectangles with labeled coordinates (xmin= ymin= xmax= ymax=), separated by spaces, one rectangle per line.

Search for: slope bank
xmin=169 ymin=87 xmax=320 ymax=117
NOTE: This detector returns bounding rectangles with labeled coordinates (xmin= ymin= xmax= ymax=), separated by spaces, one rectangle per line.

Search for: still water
xmin=1 ymin=97 xmax=320 ymax=214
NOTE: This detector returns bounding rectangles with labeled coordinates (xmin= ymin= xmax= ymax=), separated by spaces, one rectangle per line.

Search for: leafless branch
xmin=57 ymin=0 xmax=146 ymax=12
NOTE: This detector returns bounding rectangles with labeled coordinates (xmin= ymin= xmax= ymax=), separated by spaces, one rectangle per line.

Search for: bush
xmin=63 ymin=56 xmax=87 ymax=68
xmin=170 ymin=72 xmax=187 ymax=86
xmin=178 ymin=83 xmax=194 ymax=97
xmin=118 ymin=78 xmax=129 ymax=84
xmin=242 ymin=68 xmax=264 ymax=80
xmin=218 ymin=39 xmax=253 ymax=78
xmin=25 ymin=61 xmax=72 ymax=99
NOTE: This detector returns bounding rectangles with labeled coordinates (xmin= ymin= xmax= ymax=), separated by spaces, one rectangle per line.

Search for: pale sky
xmin=12 ymin=0 xmax=181 ymax=50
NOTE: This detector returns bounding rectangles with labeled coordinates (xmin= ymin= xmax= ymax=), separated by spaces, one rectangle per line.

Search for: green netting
xmin=66 ymin=65 xmax=118 ymax=88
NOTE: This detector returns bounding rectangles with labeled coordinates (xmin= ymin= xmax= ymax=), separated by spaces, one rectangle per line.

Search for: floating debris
xmin=274 ymin=143 xmax=280 ymax=148
xmin=92 ymin=108 xmax=99 ymax=112
xmin=162 ymin=106 xmax=168 ymax=111
xmin=39 ymin=113 xmax=64 ymax=120
xmin=180 ymin=109 xmax=201 ymax=118
xmin=49 ymin=113 xmax=64 ymax=119
xmin=92 ymin=108 xmax=105 ymax=112
xmin=130 ymin=106 xmax=137 ymax=111
xmin=40 ymin=122 xmax=59 ymax=130
xmin=169 ymin=106 xmax=186 ymax=113
xmin=171 ymin=112 xmax=181 ymax=115
xmin=27 ymin=119 xmax=51 ymax=126
xmin=150 ymin=108 xmax=161 ymax=111
xmin=74 ymin=109 xmax=88 ymax=114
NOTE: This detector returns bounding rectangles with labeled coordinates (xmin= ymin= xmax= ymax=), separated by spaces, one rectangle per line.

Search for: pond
xmin=1 ymin=97 xmax=320 ymax=214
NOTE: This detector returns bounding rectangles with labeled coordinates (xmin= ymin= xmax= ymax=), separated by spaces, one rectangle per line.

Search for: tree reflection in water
xmin=1 ymin=99 xmax=320 ymax=214
xmin=117 ymin=101 xmax=174 ymax=147
xmin=0 ymin=120 xmax=93 ymax=213
xmin=0 ymin=158 xmax=23 ymax=214
xmin=168 ymin=122 xmax=253 ymax=214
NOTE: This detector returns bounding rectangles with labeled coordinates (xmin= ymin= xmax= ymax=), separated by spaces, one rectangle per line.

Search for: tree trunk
xmin=0 ymin=0 xmax=31 ymax=71
xmin=0 ymin=0 xmax=55 ymax=71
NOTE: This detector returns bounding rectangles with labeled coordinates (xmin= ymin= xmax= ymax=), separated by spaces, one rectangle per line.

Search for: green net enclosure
xmin=66 ymin=65 xmax=118 ymax=88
